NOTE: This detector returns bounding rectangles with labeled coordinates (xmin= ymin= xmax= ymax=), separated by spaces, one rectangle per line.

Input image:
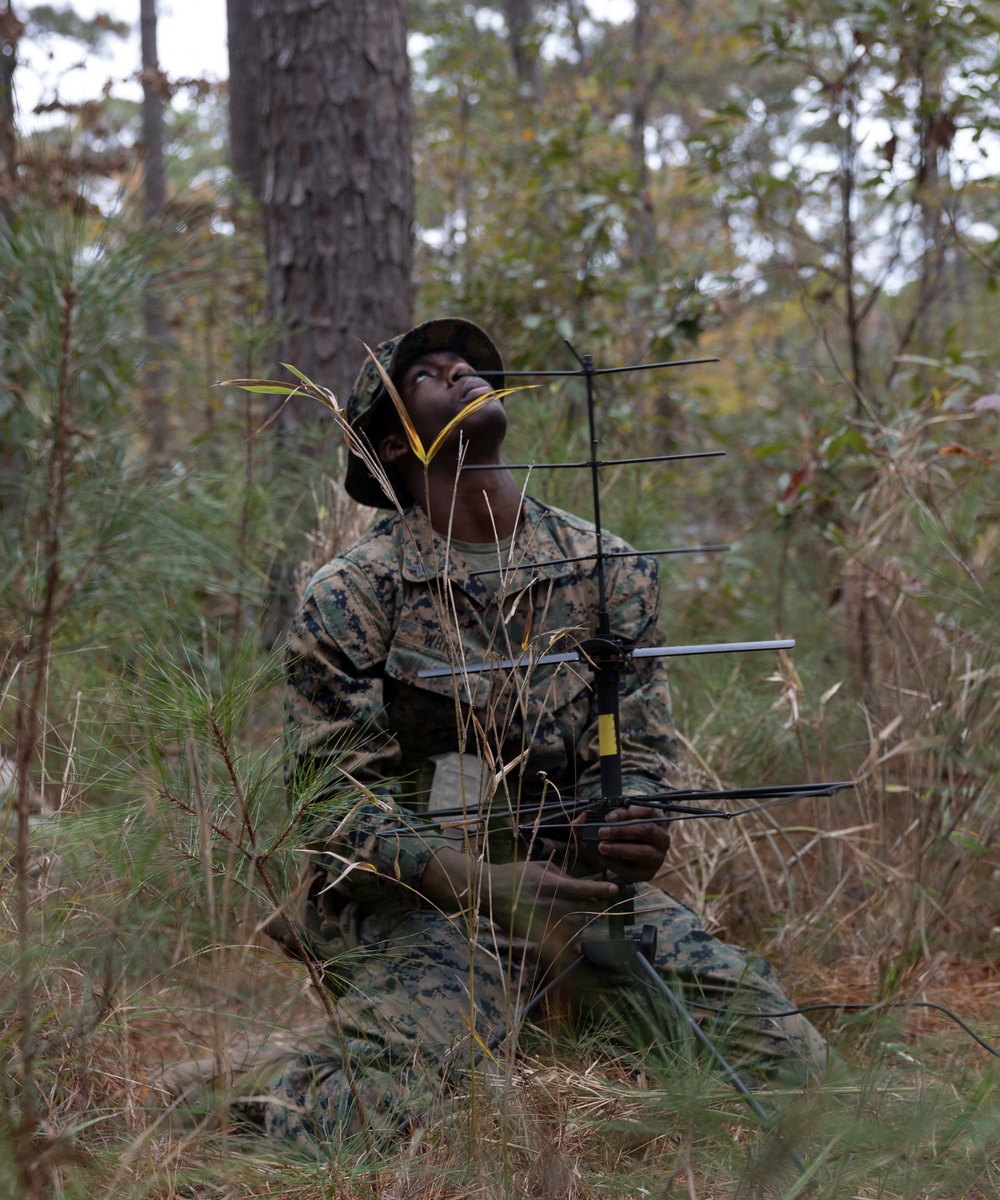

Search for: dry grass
xmin=3 ymin=730 xmax=999 ymax=1198
xmin=295 ymin=471 xmax=376 ymax=598
xmin=3 ymin=398 xmax=999 ymax=1199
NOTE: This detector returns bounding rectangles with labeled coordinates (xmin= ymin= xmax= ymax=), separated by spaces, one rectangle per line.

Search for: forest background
xmin=1 ymin=1 xmax=999 ymax=1197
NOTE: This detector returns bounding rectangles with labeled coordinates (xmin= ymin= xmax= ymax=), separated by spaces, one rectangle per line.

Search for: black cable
xmin=665 ymin=998 xmax=1000 ymax=1059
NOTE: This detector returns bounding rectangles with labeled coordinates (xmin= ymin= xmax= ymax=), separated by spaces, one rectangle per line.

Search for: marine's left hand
xmin=571 ymin=804 xmax=671 ymax=882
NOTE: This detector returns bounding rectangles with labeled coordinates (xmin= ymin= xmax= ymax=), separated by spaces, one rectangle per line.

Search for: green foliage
xmin=0 ymin=190 xmax=297 ymax=1190
xmin=0 ymin=202 xmax=267 ymax=656
xmin=690 ymin=0 xmax=1000 ymax=411
xmin=24 ymin=5 xmax=130 ymax=48
xmin=410 ymin=3 xmax=734 ymax=420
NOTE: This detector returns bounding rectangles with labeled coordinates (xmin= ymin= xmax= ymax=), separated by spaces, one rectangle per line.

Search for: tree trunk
xmin=0 ymin=1 xmax=23 ymax=217
xmin=140 ymin=0 xmax=171 ymax=459
xmin=628 ymin=0 xmax=656 ymax=268
xmin=838 ymin=87 xmax=866 ymax=417
xmin=505 ymin=0 xmax=542 ymax=96
xmin=254 ymin=0 xmax=413 ymax=423
xmin=227 ymin=0 xmax=261 ymax=197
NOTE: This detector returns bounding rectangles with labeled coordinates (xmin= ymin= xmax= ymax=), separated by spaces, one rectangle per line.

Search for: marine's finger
xmin=604 ymin=805 xmax=662 ymax=823
xmin=597 ymin=839 xmax=663 ymax=862
xmin=598 ymin=819 xmax=666 ymax=845
xmin=528 ymin=867 xmax=618 ymax=901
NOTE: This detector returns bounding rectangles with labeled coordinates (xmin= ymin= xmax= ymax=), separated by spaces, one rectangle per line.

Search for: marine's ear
xmin=379 ymin=429 xmax=410 ymax=464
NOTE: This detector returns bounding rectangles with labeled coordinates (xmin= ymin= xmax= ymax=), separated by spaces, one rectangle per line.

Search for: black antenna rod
xmin=471 ymin=354 xmax=720 ymax=379
xmin=563 ymin=338 xmax=623 ymax=808
xmin=565 ymin=343 xmax=609 ymax=622
xmin=463 ymin=449 xmax=725 ymax=470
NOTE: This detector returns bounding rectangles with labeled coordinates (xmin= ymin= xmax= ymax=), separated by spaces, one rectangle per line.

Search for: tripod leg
xmin=632 ymin=950 xmax=806 ymax=1175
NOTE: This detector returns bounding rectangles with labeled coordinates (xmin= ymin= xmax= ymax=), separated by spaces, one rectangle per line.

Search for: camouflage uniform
xmin=262 ymin=497 xmax=829 ymax=1149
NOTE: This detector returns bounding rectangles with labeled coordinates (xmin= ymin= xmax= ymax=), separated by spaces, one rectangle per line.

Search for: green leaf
xmin=944 ymin=362 xmax=983 ymax=386
xmin=894 ymin=354 xmax=941 ymax=367
xmin=753 ymin=442 xmax=792 ymax=459
xmin=821 ymin=428 xmax=869 ymax=461
xmin=280 ymin=362 xmax=323 ymax=390
xmin=949 ymin=830 xmax=990 ymax=854
xmin=217 ymin=379 xmax=298 ymax=398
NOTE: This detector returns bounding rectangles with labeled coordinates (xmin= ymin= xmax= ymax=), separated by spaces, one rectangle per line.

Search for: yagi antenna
xmin=419 ymin=344 xmax=788 ymax=681
xmin=415 ymin=340 xmax=849 ymax=822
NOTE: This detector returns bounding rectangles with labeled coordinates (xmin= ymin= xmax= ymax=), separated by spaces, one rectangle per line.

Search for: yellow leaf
xmin=520 ymin=598 xmax=533 ymax=650
xmin=363 ymin=343 xmax=427 ymax=464
xmin=424 ymin=385 xmax=537 ymax=464
xmin=467 ymin=1027 xmax=497 ymax=1062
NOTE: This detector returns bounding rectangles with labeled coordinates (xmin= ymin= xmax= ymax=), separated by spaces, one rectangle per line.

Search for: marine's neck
xmin=413 ymin=462 xmax=522 ymax=542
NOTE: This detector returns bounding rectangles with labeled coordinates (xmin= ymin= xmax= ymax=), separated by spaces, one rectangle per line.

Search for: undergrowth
xmin=1 ymin=204 xmax=998 ymax=1199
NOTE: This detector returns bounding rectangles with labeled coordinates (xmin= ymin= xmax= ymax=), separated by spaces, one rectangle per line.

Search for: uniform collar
xmin=397 ymin=496 xmax=581 ymax=597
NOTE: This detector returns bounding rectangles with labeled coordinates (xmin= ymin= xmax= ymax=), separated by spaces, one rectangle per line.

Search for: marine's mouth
xmin=456 ymin=376 xmax=493 ymax=405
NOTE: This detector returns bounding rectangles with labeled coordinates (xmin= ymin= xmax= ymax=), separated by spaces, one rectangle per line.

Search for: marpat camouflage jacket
xmin=285 ymin=496 xmax=678 ymax=906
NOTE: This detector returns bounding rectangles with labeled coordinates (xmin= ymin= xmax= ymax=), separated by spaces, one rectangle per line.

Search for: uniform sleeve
xmin=573 ymin=552 xmax=679 ymax=802
xmin=285 ymin=560 xmax=450 ymax=903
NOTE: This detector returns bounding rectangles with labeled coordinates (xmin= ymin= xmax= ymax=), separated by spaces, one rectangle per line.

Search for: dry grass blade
xmin=222 ymin=367 xmax=345 ymax=426
xmin=225 ymin=367 xmax=409 ymax=511
xmin=362 ymin=340 xmax=428 ymax=462
xmin=220 ymin=377 xmax=304 ymax=395
xmin=425 ymin=386 xmax=537 ymax=463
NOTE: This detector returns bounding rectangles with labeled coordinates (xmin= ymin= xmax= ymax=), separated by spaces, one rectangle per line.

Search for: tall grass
xmin=1 ymin=203 xmax=998 ymax=1198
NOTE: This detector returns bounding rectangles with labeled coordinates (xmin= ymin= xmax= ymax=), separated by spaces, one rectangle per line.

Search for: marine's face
xmin=396 ymin=350 xmax=507 ymax=452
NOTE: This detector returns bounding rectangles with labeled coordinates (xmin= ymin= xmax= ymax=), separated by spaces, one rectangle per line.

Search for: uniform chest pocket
xmin=384 ymin=588 xmax=594 ymax=733
xmin=385 ymin=591 xmax=509 ymax=708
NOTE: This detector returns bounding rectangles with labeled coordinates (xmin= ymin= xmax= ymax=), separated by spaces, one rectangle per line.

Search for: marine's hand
xmin=572 ymin=804 xmax=671 ymax=883
xmin=421 ymin=849 xmax=616 ymax=967
xmin=486 ymin=859 xmax=618 ymax=966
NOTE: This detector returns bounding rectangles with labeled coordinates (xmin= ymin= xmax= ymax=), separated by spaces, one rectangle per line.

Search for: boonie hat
xmin=344 ymin=317 xmax=505 ymax=508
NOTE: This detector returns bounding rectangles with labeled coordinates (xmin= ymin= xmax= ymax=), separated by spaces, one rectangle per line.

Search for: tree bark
xmin=505 ymin=0 xmax=542 ymax=95
xmin=227 ymin=0 xmax=261 ymax=197
xmin=254 ymin=0 xmax=414 ymax=421
xmin=140 ymin=0 xmax=171 ymax=459
xmin=0 ymin=1 xmax=23 ymax=217
xmin=838 ymin=86 xmax=866 ymax=416
xmin=628 ymin=0 xmax=657 ymax=267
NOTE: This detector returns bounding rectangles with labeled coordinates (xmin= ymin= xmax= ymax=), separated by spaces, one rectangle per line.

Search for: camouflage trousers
xmin=261 ymin=885 xmax=828 ymax=1150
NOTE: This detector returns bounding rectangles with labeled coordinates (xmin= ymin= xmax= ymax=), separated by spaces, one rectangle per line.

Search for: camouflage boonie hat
xmin=344 ymin=317 xmax=505 ymax=508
